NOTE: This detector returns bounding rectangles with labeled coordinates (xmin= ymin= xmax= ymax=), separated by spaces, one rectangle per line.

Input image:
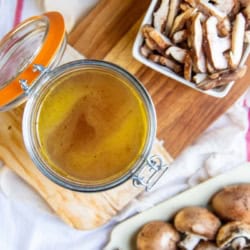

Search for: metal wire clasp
xmin=19 ymin=64 xmax=48 ymax=93
xmin=132 ymin=155 xmax=168 ymax=192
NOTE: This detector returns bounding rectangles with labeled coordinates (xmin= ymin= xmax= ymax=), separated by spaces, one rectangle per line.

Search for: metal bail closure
xmin=32 ymin=64 xmax=48 ymax=73
xmin=19 ymin=64 xmax=48 ymax=94
xmin=19 ymin=79 xmax=29 ymax=93
xmin=132 ymin=155 xmax=169 ymax=191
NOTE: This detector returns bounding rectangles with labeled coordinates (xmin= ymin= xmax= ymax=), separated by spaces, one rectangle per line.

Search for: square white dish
xmin=104 ymin=163 xmax=250 ymax=250
xmin=132 ymin=0 xmax=250 ymax=98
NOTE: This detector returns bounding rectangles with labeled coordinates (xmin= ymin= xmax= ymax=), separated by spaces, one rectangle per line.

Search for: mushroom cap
xmin=216 ymin=221 xmax=250 ymax=248
xmin=195 ymin=241 xmax=220 ymax=250
xmin=174 ymin=207 xmax=221 ymax=240
xmin=211 ymin=184 xmax=250 ymax=223
xmin=136 ymin=221 xmax=180 ymax=250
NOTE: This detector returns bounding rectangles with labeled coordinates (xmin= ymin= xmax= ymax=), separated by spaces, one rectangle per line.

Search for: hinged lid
xmin=0 ymin=12 xmax=66 ymax=111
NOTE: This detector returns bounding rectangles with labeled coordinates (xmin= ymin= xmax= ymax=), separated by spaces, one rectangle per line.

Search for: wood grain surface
xmin=0 ymin=45 xmax=172 ymax=230
xmin=69 ymin=0 xmax=250 ymax=158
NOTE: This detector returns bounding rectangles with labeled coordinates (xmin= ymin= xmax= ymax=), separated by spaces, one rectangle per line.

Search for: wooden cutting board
xmin=69 ymin=0 xmax=250 ymax=158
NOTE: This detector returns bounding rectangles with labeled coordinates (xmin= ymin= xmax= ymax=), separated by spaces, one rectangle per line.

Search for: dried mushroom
xmin=211 ymin=184 xmax=250 ymax=223
xmin=184 ymin=53 xmax=193 ymax=81
xmin=216 ymin=221 xmax=250 ymax=250
xmin=229 ymin=13 xmax=246 ymax=69
xmin=142 ymin=25 xmax=172 ymax=51
xmin=205 ymin=16 xmax=230 ymax=70
xmin=200 ymin=0 xmax=228 ymax=20
xmin=140 ymin=45 xmax=152 ymax=58
xmin=140 ymin=0 xmax=250 ymax=90
xmin=149 ymin=54 xmax=182 ymax=73
xmin=243 ymin=5 xmax=250 ymax=27
xmin=172 ymin=29 xmax=188 ymax=43
xmin=170 ymin=8 xmax=197 ymax=36
xmin=197 ymin=66 xmax=247 ymax=90
xmin=153 ymin=0 xmax=170 ymax=32
xmin=245 ymin=30 xmax=250 ymax=43
xmin=191 ymin=12 xmax=206 ymax=73
xmin=174 ymin=206 xmax=221 ymax=250
xmin=211 ymin=0 xmax=236 ymax=15
xmin=136 ymin=221 xmax=180 ymax=250
xmin=217 ymin=18 xmax=231 ymax=37
xmin=193 ymin=73 xmax=208 ymax=84
xmin=165 ymin=0 xmax=181 ymax=34
xmin=166 ymin=46 xmax=188 ymax=63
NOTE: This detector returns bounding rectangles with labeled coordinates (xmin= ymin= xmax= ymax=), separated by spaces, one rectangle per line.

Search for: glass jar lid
xmin=0 ymin=12 xmax=66 ymax=111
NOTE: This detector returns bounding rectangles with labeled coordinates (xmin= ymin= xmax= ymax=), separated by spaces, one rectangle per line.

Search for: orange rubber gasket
xmin=0 ymin=12 xmax=66 ymax=107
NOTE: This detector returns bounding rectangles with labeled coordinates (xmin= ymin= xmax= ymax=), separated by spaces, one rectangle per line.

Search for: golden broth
xmin=36 ymin=68 xmax=148 ymax=183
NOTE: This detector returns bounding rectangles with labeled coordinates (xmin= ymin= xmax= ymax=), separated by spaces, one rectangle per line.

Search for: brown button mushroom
xmin=211 ymin=184 xmax=250 ymax=223
xmin=136 ymin=221 xmax=180 ymax=250
xmin=174 ymin=207 xmax=221 ymax=250
xmin=216 ymin=221 xmax=250 ymax=250
xmin=195 ymin=241 xmax=220 ymax=250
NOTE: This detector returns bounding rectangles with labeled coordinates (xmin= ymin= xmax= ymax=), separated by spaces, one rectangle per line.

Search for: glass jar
xmin=0 ymin=12 xmax=168 ymax=192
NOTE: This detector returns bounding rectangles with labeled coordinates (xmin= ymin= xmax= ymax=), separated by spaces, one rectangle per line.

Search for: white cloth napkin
xmin=0 ymin=1 xmax=249 ymax=250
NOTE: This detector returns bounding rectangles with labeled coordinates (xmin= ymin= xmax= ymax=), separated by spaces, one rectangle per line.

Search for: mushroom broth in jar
xmin=35 ymin=63 xmax=149 ymax=187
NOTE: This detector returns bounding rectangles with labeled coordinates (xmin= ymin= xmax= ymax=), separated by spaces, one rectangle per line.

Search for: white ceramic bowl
xmin=132 ymin=0 xmax=250 ymax=98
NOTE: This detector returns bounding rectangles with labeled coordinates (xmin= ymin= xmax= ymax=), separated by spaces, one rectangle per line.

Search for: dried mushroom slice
xmin=217 ymin=222 xmax=250 ymax=250
xmin=183 ymin=0 xmax=197 ymax=7
xmin=193 ymin=73 xmax=208 ymax=84
xmin=231 ymin=1 xmax=241 ymax=19
xmin=140 ymin=45 xmax=152 ymax=58
xmin=243 ymin=5 xmax=250 ymax=23
xmin=165 ymin=0 xmax=181 ymax=35
xmin=142 ymin=25 xmax=172 ymax=50
xmin=229 ymin=13 xmax=246 ymax=69
xmin=205 ymin=16 xmax=230 ymax=70
xmin=184 ymin=53 xmax=193 ymax=81
xmin=240 ymin=0 xmax=250 ymax=8
xmin=145 ymin=38 xmax=164 ymax=54
xmin=199 ymin=0 xmax=227 ymax=20
xmin=166 ymin=46 xmax=188 ymax=63
xmin=149 ymin=54 xmax=182 ymax=73
xmin=191 ymin=12 xmax=206 ymax=73
xmin=153 ymin=0 xmax=170 ymax=32
xmin=197 ymin=66 xmax=247 ymax=90
xmin=208 ymin=69 xmax=229 ymax=80
xmin=245 ymin=30 xmax=250 ymax=43
xmin=217 ymin=18 xmax=231 ymax=37
xmin=206 ymin=60 xmax=216 ymax=74
xmin=170 ymin=8 xmax=197 ymax=37
xmin=211 ymin=0 xmax=236 ymax=15
xmin=172 ymin=29 xmax=188 ymax=43
xmin=180 ymin=3 xmax=193 ymax=11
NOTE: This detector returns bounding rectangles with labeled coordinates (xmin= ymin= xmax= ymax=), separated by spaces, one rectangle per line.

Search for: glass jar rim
xmin=22 ymin=60 xmax=157 ymax=192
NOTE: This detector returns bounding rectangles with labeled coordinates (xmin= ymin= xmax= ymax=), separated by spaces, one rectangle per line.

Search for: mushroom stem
xmin=179 ymin=234 xmax=202 ymax=250
xmin=231 ymin=237 xmax=248 ymax=250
